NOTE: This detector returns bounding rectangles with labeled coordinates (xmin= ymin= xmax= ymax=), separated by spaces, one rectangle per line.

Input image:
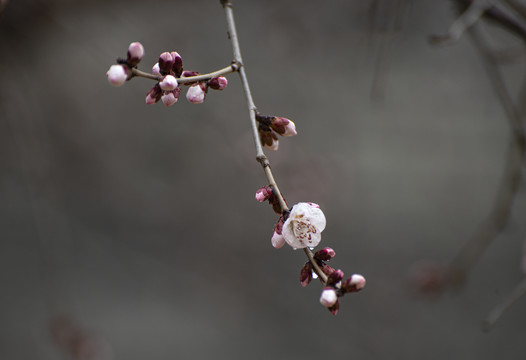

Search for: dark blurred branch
xmin=454 ymin=0 xmax=526 ymax=42
xmin=446 ymin=21 xmax=525 ymax=289
xmin=369 ymin=0 xmax=409 ymax=100
xmin=483 ymin=277 xmax=526 ymax=331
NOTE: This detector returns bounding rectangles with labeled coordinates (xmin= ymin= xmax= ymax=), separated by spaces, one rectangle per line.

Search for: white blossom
xmin=282 ymin=202 xmax=326 ymax=249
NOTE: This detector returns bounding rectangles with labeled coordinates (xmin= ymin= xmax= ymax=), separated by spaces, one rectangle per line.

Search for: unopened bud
xmin=145 ymin=84 xmax=162 ymax=105
xmin=106 ymin=65 xmax=128 ymax=86
xmin=209 ymin=76 xmax=228 ymax=90
xmin=271 ymin=117 xmax=297 ymax=137
xmin=186 ymin=83 xmax=206 ymax=104
xmin=158 ymin=52 xmax=174 ymax=75
xmin=327 ymin=269 xmax=344 ymax=286
xmin=127 ymin=42 xmax=144 ymax=67
xmin=152 ymin=63 xmax=161 ymax=76
xmin=271 ymin=231 xmax=286 ymax=249
xmin=314 ymin=247 xmax=336 ymax=261
xmin=342 ymin=274 xmax=366 ymax=293
xmin=159 ymin=75 xmax=178 ymax=91
xmin=319 ymin=288 xmax=338 ymax=307
xmin=255 ymin=186 xmax=272 ymax=202
xmin=161 ymin=88 xmax=181 ymax=107
xmin=171 ymin=51 xmax=183 ymax=77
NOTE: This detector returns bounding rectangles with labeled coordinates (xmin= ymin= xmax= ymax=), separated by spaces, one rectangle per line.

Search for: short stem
xmin=130 ymin=64 xmax=239 ymax=83
xmin=131 ymin=68 xmax=159 ymax=80
xmin=304 ymin=248 xmax=329 ymax=284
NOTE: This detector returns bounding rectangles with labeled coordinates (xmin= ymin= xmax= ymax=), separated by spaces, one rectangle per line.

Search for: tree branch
xmin=482 ymin=277 xmax=526 ymax=331
xmin=220 ymin=0 xmax=326 ymax=282
xmin=131 ymin=64 xmax=239 ymax=83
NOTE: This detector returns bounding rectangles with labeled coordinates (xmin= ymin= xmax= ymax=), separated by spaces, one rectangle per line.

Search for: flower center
xmin=292 ymin=219 xmax=317 ymax=245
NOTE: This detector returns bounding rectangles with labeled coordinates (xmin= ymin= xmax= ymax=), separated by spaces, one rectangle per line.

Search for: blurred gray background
xmin=1 ymin=0 xmax=526 ymax=359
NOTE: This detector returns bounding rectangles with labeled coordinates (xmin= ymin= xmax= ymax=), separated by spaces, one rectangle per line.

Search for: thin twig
xmin=220 ymin=0 xmax=326 ymax=282
xmin=430 ymin=0 xmax=490 ymax=45
xmin=131 ymin=64 xmax=239 ymax=83
xmin=482 ymin=277 xmax=526 ymax=331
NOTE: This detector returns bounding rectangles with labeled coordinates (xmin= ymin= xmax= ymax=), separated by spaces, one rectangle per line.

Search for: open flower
xmin=282 ymin=202 xmax=326 ymax=249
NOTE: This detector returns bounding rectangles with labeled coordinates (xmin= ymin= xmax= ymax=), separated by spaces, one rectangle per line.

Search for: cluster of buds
xmin=301 ymin=248 xmax=366 ymax=315
xmin=106 ymin=42 xmax=228 ymax=107
xmin=106 ymin=42 xmax=145 ymax=86
xmin=255 ymin=113 xmax=297 ymax=151
xmin=256 ymin=188 xmax=366 ymax=314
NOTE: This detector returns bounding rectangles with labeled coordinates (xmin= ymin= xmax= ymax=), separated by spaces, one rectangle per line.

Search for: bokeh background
xmin=1 ymin=0 xmax=526 ymax=359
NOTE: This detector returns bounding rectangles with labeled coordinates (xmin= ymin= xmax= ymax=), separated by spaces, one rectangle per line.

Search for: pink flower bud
xmin=319 ymin=288 xmax=338 ymax=307
xmin=327 ymin=269 xmax=344 ymax=286
xmin=106 ymin=65 xmax=128 ymax=86
xmin=271 ymin=231 xmax=286 ymax=249
xmin=349 ymin=274 xmax=366 ymax=290
xmin=158 ymin=52 xmax=174 ymax=75
xmin=152 ymin=63 xmax=161 ymax=76
xmin=314 ymin=247 xmax=336 ymax=261
xmin=281 ymin=120 xmax=297 ymax=136
xmin=271 ymin=117 xmax=297 ymax=137
xmin=255 ymin=186 xmax=272 ymax=202
xmin=145 ymin=84 xmax=162 ymax=105
xmin=209 ymin=76 xmax=228 ymax=90
xmin=342 ymin=274 xmax=366 ymax=293
xmin=161 ymin=89 xmax=180 ymax=107
xmin=171 ymin=51 xmax=183 ymax=77
xmin=159 ymin=75 xmax=178 ymax=91
xmin=127 ymin=42 xmax=144 ymax=67
xmin=186 ymin=84 xmax=206 ymax=104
